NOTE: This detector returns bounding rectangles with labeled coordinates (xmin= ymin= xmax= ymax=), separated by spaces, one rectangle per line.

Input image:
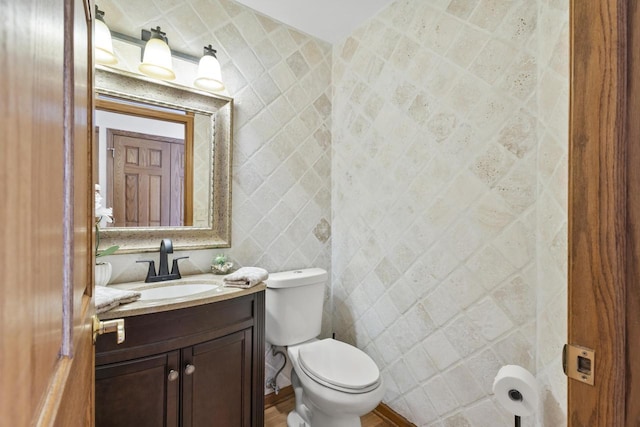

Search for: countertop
xmin=98 ymin=273 xmax=266 ymax=320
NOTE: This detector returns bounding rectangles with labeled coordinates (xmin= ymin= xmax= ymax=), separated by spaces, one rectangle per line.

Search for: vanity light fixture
xmin=94 ymin=5 xmax=118 ymax=65
xmin=138 ymin=26 xmax=176 ymax=81
xmin=194 ymin=45 xmax=225 ymax=92
xmin=104 ymin=26 xmax=225 ymax=91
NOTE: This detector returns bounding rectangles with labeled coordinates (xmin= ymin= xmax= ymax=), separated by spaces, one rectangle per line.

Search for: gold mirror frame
xmin=95 ymin=66 xmax=233 ymax=253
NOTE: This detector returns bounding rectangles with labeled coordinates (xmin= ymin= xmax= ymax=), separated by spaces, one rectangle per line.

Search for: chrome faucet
xmin=137 ymin=239 xmax=189 ymax=283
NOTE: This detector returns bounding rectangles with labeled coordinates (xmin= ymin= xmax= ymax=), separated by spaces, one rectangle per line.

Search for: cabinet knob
xmin=167 ymin=369 xmax=180 ymax=381
xmin=184 ymin=364 xmax=196 ymax=375
xmin=168 ymin=370 xmax=179 ymax=382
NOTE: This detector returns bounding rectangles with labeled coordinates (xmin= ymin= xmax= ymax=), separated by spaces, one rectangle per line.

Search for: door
xmin=0 ymin=0 xmax=95 ymax=425
xmin=95 ymin=352 xmax=180 ymax=427
xmin=568 ymin=0 xmax=639 ymax=425
xmin=182 ymin=330 xmax=253 ymax=427
xmin=108 ymin=129 xmax=185 ymax=227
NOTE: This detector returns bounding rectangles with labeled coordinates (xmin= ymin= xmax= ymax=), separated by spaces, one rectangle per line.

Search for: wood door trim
xmin=96 ymin=98 xmax=191 ymax=124
xmin=184 ymin=112 xmax=194 ymax=226
xmin=372 ymin=402 xmax=416 ymax=427
xmin=33 ymin=357 xmax=74 ymax=425
xmin=625 ymin=1 xmax=640 ymax=423
xmin=107 ymin=128 xmax=185 ymax=146
xmin=568 ymin=0 xmax=629 ymax=425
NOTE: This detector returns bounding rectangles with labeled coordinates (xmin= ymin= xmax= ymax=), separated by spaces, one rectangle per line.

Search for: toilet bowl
xmin=286 ymin=339 xmax=385 ymax=427
xmin=265 ymin=268 xmax=385 ymax=427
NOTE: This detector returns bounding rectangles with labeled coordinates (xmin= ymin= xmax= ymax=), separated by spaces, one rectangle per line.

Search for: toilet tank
xmin=265 ymin=268 xmax=328 ymax=346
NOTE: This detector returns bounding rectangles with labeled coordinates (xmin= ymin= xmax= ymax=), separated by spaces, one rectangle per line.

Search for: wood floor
xmin=264 ymin=394 xmax=395 ymax=427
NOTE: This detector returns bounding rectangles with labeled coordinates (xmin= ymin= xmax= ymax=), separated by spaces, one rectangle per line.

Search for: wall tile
xmin=469 ymin=0 xmax=514 ymax=32
xmin=423 ymin=375 xmax=459 ymax=417
xmin=333 ymin=0 xmax=567 ymax=425
xmin=469 ymin=39 xmax=517 ymax=84
xmin=447 ymin=0 xmax=481 ymax=20
xmin=102 ymin=0 xmax=332 ymax=398
xmin=464 ymin=399 xmax=512 ymax=427
xmin=405 ymin=387 xmax=439 ymax=425
xmin=103 ymin=0 xmax=568 ymax=424
xmin=443 ymin=364 xmax=485 ymax=406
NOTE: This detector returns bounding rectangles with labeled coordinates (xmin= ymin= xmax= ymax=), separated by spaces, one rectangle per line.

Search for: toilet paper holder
xmin=493 ymin=365 xmax=538 ymax=426
xmin=507 ymin=390 xmax=523 ymax=427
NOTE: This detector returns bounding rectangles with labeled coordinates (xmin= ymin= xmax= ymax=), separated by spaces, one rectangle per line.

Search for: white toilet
xmin=265 ymin=268 xmax=385 ymax=427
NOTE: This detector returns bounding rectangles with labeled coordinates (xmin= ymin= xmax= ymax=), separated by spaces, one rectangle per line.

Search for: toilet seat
xmin=297 ymin=339 xmax=381 ymax=394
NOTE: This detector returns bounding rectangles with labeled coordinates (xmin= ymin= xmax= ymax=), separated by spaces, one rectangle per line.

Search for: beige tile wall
xmin=332 ymin=0 xmax=567 ymax=425
xmin=99 ymin=0 xmax=333 ymax=393
xmin=536 ymin=0 xmax=568 ymax=425
xmin=98 ymin=0 xmax=568 ymax=424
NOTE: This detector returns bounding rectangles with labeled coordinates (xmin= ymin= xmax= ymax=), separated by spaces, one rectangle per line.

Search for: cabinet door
xmin=96 ymin=351 xmax=180 ymax=427
xmin=182 ymin=329 xmax=253 ymax=427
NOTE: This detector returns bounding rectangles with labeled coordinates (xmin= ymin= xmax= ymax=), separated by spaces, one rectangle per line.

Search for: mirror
xmin=95 ymin=66 xmax=233 ymax=253
xmin=96 ymin=97 xmax=198 ymax=228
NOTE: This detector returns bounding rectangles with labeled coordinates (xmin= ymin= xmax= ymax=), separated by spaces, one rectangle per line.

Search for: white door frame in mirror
xmin=95 ymin=66 xmax=233 ymax=253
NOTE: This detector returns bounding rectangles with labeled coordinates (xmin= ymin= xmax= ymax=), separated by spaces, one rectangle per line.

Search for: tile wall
xmin=535 ymin=0 xmax=569 ymax=424
xmin=332 ymin=0 xmax=567 ymax=425
xmin=99 ymin=0 xmax=333 ymax=393
xmin=98 ymin=0 xmax=569 ymax=424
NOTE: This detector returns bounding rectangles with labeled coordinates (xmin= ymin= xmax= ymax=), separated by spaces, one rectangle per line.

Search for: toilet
xmin=265 ymin=268 xmax=385 ymax=427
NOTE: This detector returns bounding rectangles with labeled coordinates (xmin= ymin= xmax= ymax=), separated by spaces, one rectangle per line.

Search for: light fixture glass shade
xmin=139 ymin=37 xmax=175 ymax=81
xmin=194 ymin=54 xmax=224 ymax=92
xmin=95 ymin=18 xmax=117 ymax=65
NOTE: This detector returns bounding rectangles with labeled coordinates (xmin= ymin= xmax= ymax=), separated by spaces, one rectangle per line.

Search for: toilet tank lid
xmin=265 ymin=268 xmax=327 ymax=288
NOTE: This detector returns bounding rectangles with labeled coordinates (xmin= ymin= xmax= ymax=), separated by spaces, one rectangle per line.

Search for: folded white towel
xmin=95 ymin=286 xmax=141 ymax=314
xmin=223 ymin=267 xmax=269 ymax=289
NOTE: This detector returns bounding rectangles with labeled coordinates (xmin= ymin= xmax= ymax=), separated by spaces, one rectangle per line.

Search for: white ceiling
xmin=233 ymin=0 xmax=396 ymax=44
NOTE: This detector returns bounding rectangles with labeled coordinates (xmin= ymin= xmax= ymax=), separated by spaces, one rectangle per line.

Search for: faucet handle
xmin=136 ymin=260 xmax=156 ymax=283
xmin=171 ymin=256 xmax=189 ymax=278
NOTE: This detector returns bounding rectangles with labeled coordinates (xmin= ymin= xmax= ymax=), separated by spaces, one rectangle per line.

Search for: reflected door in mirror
xmin=96 ymin=97 xmax=194 ymax=227
xmin=107 ymin=129 xmax=184 ymax=227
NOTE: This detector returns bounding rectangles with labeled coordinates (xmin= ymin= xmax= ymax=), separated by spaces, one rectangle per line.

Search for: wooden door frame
xmin=624 ymin=3 xmax=640 ymax=424
xmin=568 ymin=0 xmax=639 ymax=425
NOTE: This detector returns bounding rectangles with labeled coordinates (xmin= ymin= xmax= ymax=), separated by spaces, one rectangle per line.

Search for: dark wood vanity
xmin=95 ymin=291 xmax=265 ymax=427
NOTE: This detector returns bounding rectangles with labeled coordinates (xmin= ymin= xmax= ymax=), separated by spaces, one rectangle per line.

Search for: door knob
xmin=92 ymin=315 xmax=125 ymax=344
xmin=184 ymin=364 xmax=196 ymax=375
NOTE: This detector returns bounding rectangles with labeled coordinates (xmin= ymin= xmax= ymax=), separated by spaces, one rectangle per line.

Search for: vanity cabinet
xmin=95 ymin=291 xmax=265 ymax=427
xmin=96 ymin=351 xmax=180 ymax=426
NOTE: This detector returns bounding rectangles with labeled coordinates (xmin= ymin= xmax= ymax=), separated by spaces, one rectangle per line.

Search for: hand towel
xmin=95 ymin=286 xmax=141 ymax=314
xmin=223 ymin=267 xmax=269 ymax=289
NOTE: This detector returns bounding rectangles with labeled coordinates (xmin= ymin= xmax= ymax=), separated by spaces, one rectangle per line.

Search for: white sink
xmin=139 ymin=284 xmax=219 ymax=300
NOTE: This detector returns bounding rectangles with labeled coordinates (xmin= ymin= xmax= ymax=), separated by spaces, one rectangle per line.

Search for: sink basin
xmin=139 ymin=284 xmax=220 ymax=300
